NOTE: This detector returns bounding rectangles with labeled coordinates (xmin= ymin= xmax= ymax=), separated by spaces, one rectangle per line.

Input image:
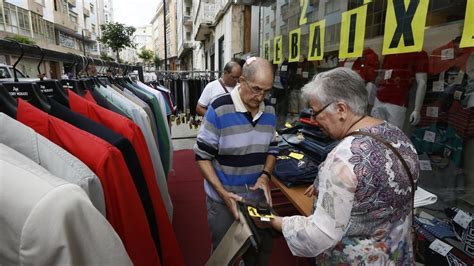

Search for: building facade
xmin=0 ymin=0 xmax=113 ymax=78
xmin=177 ymin=0 xmax=193 ymax=70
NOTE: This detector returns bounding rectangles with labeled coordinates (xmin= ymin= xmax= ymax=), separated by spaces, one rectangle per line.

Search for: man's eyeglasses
xmin=242 ymin=79 xmax=272 ymax=96
xmin=309 ymin=102 xmax=333 ymax=119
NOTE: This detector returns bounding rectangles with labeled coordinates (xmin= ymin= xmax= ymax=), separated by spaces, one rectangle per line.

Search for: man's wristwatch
xmin=261 ymin=170 xmax=271 ymax=180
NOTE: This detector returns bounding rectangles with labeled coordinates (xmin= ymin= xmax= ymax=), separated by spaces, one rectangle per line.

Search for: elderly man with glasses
xmin=196 ymin=61 xmax=242 ymax=116
xmin=194 ymin=57 xmax=277 ymax=265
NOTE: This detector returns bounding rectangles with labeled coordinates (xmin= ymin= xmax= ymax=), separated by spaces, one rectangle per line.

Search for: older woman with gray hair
xmin=268 ymin=67 xmax=420 ymax=264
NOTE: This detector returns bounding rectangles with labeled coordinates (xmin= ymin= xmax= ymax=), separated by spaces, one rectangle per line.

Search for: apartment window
xmin=105 ymin=14 xmax=109 ymax=23
xmin=61 ymin=0 xmax=67 ymax=13
xmin=90 ymin=3 xmax=94 ymax=13
xmin=54 ymin=0 xmax=58 ymax=11
xmin=69 ymin=13 xmax=77 ymax=23
xmin=325 ymin=0 xmax=340 ymax=15
xmin=91 ymin=23 xmax=95 ymax=32
xmin=266 ymin=15 xmax=270 ymax=24
xmin=185 ymin=6 xmax=191 ymax=16
xmin=186 ymin=31 xmax=191 ymax=41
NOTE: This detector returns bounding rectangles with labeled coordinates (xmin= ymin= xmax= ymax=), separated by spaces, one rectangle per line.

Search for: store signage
xmin=289 ymin=28 xmax=301 ymax=62
xmin=382 ymin=0 xmax=429 ymax=55
xmin=299 ymin=0 xmax=308 ymax=26
xmin=267 ymin=0 xmax=473 ymax=64
xmin=460 ymin=0 xmax=474 ymax=48
xmin=263 ymin=40 xmax=271 ymax=61
xmin=339 ymin=5 xmax=368 ymax=59
xmin=308 ymin=20 xmax=325 ymax=61
xmin=273 ymin=35 xmax=283 ymax=64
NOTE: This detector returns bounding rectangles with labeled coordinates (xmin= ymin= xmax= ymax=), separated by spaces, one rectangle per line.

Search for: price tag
xmin=454 ymin=71 xmax=464 ymax=85
xmin=423 ymin=131 xmax=436 ymax=143
xmin=453 ymin=210 xmax=473 ymax=229
xmin=441 ymin=48 xmax=454 ymax=60
xmin=281 ymin=65 xmax=288 ymax=72
xmin=296 ymin=68 xmax=302 ymax=75
xmin=454 ymin=90 xmax=463 ymax=100
xmin=419 ymin=160 xmax=432 ymax=171
xmin=302 ymin=72 xmax=309 ymax=78
xmin=289 ymin=152 xmax=304 ymax=160
xmin=384 ymin=69 xmax=393 ymax=80
xmin=426 ymin=107 xmax=439 ymax=118
xmin=432 ymin=81 xmax=445 ymax=92
xmin=284 ymin=122 xmax=293 ymax=128
xmin=429 ymin=239 xmax=453 ymax=257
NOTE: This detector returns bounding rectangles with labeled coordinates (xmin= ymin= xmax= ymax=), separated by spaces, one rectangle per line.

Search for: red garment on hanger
xmin=429 ymin=41 xmax=474 ymax=75
xmin=376 ymin=51 xmax=429 ymax=106
xmin=16 ymin=99 xmax=161 ymax=266
xmin=67 ymin=90 xmax=185 ymax=266
xmin=83 ymin=90 xmax=97 ymax=104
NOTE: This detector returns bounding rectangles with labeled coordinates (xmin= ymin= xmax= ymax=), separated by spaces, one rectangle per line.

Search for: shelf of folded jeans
xmin=271 ymin=175 xmax=314 ymax=216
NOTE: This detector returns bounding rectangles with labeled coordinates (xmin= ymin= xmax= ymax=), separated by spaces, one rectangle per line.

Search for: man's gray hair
xmin=242 ymin=57 xmax=273 ymax=81
xmin=302 ymin=67 xmax=368 ymax=116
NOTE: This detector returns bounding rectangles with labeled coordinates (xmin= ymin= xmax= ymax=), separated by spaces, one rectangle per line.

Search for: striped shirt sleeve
xmin=268 ymin=131 xmax=279 ymax=156
xmin=193 ymin=105 xmax=220 ymax=160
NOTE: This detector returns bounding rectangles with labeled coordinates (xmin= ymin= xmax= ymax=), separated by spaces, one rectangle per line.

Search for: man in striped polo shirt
xmin=194 ymin=57 xmax=278 ymax=265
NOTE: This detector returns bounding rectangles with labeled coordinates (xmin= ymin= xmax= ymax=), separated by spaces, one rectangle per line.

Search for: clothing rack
xmin=155 ymin=70 xmax=220 ymax=80
xmin=0 ymin=39 xmax=145 ymax=82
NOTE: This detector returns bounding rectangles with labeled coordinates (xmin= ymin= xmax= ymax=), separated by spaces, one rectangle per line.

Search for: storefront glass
xmin=259 ymin=0 xmax=474 ymax=263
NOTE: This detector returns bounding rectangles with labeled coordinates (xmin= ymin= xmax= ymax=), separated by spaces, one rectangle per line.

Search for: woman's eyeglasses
xmin=309 ymin=102 xmax=333 ymax=119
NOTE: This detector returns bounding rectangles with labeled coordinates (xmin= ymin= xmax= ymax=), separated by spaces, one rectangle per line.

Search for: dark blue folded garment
xmin=274 ymin=154 xmax=319 ymax=187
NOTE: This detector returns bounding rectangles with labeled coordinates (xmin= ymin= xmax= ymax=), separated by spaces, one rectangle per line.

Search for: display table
xmin=271 ymin=176 xmax=314 ymax=216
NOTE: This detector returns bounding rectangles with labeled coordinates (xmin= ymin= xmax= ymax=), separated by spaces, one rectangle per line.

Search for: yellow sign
xmin=288 ymin=28 xmax=301 ymax=63
xmin=273 ymin=35 xmax=283 ymax=65
xmin=247 ymin=206 xmax=274 ymax=219
xmin=339 ymin=5 xmax=368 ymax=59
xmin=460 ymin=0 xmax=474 ymax=48
xmin=308 ymin=20 xmax=325 ymax=61
xmin=382 ymin=0 xmax=429 ymax=55
xmin=289 ymin=152 xmax=304 ymax=160
xmin=263 ymin=40 xmax=271 ymax=61
xmin=299 ymin=0 xmax=308 ymax=25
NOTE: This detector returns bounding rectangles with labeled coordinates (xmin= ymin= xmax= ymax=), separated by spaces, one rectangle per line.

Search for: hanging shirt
xmin=47 ymin=98 xmax=162 ymax=259
xmin=0 ymin=144 xmax=132 ymax=266
xmin=429 ymin=41 xmax=474 ymax=75
xmin=16 ymin=99 xmax=161 ymax=266
xmin=84 ymin=90 xmax=97 ymax=104
xmin=125 ymin=83 xmax=172 ymax=175
xmin=376 ymin=51 xmax=429 ymax=106
xmin=68 ymin=89 xmax=175 ymax=221
xmin=0 ymin=113 xmax=105 ymax=215
xmin=94 ymin=85 xmax=168 ymax=205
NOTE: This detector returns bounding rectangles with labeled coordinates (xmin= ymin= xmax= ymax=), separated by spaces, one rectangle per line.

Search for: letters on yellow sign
xmin=273 ymin=35 xmax=283 ymax=64
xmin=263 ymin=40 xmax=271 ymax=61
xmin=382 ymin=0 xmax=429 ymax=55
xmin=289 ymin=28 xmax=301 ymax=63
xmin=308 ymin=20 xmax=325 ymax=61
xmin=265 ymin=0 xmax=473 ymax=62
xmin=339 ymin=5 xmax=368 ymax=59
xmin=299 ymin=0 xmax=308 ymax=26
xmin=460 ymin=0 xmax=474 ymax=48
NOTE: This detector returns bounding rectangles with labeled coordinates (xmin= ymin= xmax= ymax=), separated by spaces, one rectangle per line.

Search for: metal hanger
xmin=34 ymin=45 xmax=69 ymax=105
xmin=2 ymin=41 xmax=51 ymax=112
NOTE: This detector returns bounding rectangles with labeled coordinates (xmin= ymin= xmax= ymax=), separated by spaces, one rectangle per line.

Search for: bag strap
xmin=347 ymin=131 xmax=416 ymax=215
xmin=218 ymin=79 xmax=229 ymax=93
